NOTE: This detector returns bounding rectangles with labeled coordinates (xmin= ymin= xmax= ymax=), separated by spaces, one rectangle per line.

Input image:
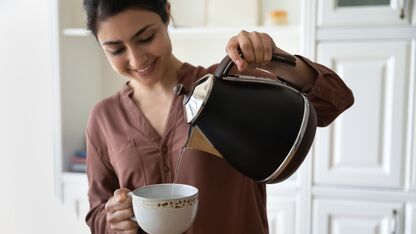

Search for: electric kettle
xmin=174 ymin=53 xmax=317 ymax=184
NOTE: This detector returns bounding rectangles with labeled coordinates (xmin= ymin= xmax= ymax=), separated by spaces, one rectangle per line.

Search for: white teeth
xmin=137 ymin=62 xmax=153 ymax=72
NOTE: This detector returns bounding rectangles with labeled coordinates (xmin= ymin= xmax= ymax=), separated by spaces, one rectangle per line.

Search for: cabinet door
xmin=313 ymin=199 xmax=403 ymax=234
xmin=411 ymin=139 xmax=416 ymax=190
xmin=411 ymin=50 xmax=416 ymax=191
xmin=413 ymin=2 xmax=416 ymax=25
xmin=405 ymin=203 xmax=416 ymax=234
xmin=62 ymin=174 xmax=89 ymax=223
xmin=314 ymin=40 xmax=410 ymax=188
xmin=267 ymin=195 xmax=298 ymax=234
xmin=318 ymin=0 xmax=410 ymax=26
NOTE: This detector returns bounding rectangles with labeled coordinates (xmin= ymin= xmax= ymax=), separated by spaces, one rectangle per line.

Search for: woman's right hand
xmin=105 ymin=188 xmax=138 ymax=234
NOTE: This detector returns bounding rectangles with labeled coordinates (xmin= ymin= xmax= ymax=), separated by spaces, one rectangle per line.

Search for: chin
xmin=131 ymin=73 xmax=161 ymax=85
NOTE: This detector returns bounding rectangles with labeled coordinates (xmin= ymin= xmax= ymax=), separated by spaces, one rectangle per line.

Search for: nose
xmin=127 ymin=47 xmax=147 ymax=70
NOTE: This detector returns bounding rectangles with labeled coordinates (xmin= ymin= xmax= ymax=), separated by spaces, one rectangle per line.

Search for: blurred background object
xmin=0 ymin=0 xmax=90 ymax=233
xmin=265 ymin=10 xmax=289 ymax=25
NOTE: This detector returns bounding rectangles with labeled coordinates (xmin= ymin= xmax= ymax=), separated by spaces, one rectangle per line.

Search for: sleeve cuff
xmin=295 ymin=55 xmax=341 ymax=107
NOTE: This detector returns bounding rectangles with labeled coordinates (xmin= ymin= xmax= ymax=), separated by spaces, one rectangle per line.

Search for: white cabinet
xmin=313 ymin=199 xmax=404 ymax=234
xmin=62 ymin=173 xmax=89 ymax=221
xmin=312 ymin=7 xmax=416 ymax=230
xmin=267 ymin=195 xmax=299 ymax=234
xmin=317 ymin=0 xmax=412 ymax=26
xmin=62 ymin=173 xmax=90 ymax=232
xmin=314 ymin=40 xmax=411 ymax=188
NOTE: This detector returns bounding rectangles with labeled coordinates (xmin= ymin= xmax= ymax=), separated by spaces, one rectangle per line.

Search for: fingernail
xmin=236 ymin=60 xmax=245 ymax=71
xmin=117 ymin=194 xmax=125 ymax=202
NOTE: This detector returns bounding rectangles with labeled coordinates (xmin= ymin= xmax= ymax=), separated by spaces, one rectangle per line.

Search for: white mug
xmin=128 ymin=183 xmax=199 ymax=234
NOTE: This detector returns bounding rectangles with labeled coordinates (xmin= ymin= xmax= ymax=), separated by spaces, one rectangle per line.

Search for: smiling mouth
xmin=134 ymin=59 xmax=157 ymax=75
xmin=138 ymin=63 xmax=152 ymax=72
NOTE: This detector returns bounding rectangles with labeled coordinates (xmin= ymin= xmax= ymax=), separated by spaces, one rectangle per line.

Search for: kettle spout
xmin=175 ymin=74 xmax=220 ymax=157
xmin=185 ymin=126 xmax=223 ymax=158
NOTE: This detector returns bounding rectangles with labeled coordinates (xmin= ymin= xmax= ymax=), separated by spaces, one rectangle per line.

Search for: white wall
xmin=0 ymin=1 xmax=86 ymax=233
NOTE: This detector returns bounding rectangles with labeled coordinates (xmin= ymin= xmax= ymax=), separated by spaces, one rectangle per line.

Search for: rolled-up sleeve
xmin=297 ymin=55 xmax=354 ymax=127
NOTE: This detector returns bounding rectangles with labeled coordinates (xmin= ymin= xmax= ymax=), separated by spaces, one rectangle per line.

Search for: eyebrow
xmin=101 ymin=24 xmax=154 ymax=46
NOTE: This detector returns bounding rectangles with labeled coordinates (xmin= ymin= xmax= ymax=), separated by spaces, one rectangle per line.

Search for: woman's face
xmin=96 ymin=8 xmax=172 ymax=84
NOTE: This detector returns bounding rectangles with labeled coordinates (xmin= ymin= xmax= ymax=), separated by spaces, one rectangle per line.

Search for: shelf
xmin=317 ymin=25 xmax=416 ymax=41
xmin=62 ymin=25 xmax=301 ymax=37
xmin=62 ymin=172 xmax=88 ymax=184
xmin=313 ymin=186 xmax=416 ymax=202
xmin=168 ymin=25 xmax=301 ymax=34
xmin=63 ymin=28 xmax=92 ymax=37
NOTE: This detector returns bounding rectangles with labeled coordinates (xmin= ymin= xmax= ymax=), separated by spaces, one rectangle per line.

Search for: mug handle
xmin=127 ymin=192 xmax=137 ymax=222
xmin=213 ymin=52 xmax=297 ymax=79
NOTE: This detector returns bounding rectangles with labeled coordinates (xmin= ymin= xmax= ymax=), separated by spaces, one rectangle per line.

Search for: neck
xmin=130 ymin=55 xmax=183 ymax=97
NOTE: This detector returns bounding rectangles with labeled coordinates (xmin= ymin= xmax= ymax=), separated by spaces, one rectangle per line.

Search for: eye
xmin=139 ymin=34 xmax=154 ymax=43
xmin=108 ymin=47 xmax=125 ymax=56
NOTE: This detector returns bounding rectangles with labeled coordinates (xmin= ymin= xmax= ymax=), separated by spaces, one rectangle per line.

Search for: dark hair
xmin=83 ymin=0 xmax=169 ymax=36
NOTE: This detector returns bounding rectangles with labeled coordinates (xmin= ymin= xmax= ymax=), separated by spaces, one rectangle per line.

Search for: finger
xmin=105 ymin=196 xmax=118 ymax=213
xmin=107 ymin=208 xmax=135 ymax=223
xmin=237 ymin=30 xmax=255 ymax=65
xmin=247 ymin=32 xmax=264 ymax=65
xmin=225 ymin=36 xmax=246 ymax=71
xmin=105 ymin=197 xmax=132 ymax=213
xmin=105 ymin=197 xmax=127 ymax=214
xmin=114 ymin=188 xmax=132 ymax=201
xmin=105 ymin=195 xmax=132 ymax=213
xmin=109 ymin=219 xmax=138 ymax=232
xmin=271 ymin=38 xmax=279 ymax=54
xmin=119 ymin=230 xmax=138 ymax=234
xmin=260 ymin=33 xmax=273 ymax=63
xmin=118 ymin=229 xmax=138 ymax=234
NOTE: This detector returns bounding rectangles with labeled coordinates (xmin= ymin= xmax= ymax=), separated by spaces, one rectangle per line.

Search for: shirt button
xmin=161 ymin=145 xmax=168 ymax=154
xmin=163 ymin=165 xmax=170 ymax=173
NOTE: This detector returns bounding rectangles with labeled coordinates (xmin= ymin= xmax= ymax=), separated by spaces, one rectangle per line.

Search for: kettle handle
xmin=214 ymin=52 xmax=297 ymax=79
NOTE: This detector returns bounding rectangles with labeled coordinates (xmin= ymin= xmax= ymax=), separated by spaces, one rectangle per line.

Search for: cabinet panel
xmin=411 ymin=135 xmax=416 ymax=190
xmin=62 ymin=173 xmax=89 ymax=222
xmin=413 ymin=2 xmax=416 ymax=25
xmin=411 ymin=40 xmax=416 ymax=191
xmin=314 ymin=40 xmax=410 ymax=188
xmin=318 ymin=0 xmax=410 ymax=26
xmin=267 ymin=195 xmax=298 ymax=234
xmin=313 ymin=199 xmax=403 ymax=234
xmin=405 ymin=203 xmax=416 ymax=234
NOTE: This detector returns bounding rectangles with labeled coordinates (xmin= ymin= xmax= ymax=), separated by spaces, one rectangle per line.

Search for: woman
xmin=83 ymin=0 xmax=354 ymax=233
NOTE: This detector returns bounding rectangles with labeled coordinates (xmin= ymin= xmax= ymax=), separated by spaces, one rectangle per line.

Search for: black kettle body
xmin=176 ymin=53 xmax=317 ymax=184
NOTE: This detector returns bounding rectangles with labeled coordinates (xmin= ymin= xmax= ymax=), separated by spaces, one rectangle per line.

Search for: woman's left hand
xmin=226 ymin=31 xmax=277 ymax=72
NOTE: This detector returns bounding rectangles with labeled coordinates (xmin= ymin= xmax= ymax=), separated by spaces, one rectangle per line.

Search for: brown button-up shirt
xmin=85 ymin=56 xmax=354 ymax=234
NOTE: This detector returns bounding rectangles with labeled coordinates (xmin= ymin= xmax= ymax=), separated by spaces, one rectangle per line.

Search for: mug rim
xmin=132 ymin=183 xmax=199 ymax=202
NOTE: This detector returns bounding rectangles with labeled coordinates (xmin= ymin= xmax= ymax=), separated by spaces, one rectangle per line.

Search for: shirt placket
xmin=160 ymin=142 xmax=172 ymax=182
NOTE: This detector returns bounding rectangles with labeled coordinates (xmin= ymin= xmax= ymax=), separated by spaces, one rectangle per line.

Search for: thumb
xmin=114 ymin=188 xmax=131 ymax=202
xmin=117 ymin=193 xmax=126 ymax=202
